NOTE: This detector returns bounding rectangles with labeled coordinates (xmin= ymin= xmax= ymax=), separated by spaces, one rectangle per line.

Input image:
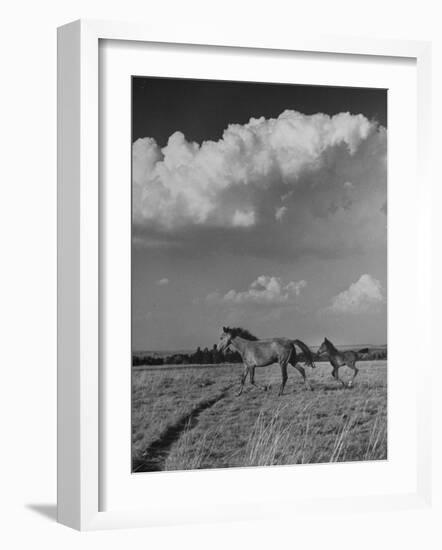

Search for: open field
xmin=132 ymin=360 xmax=387 ymax=472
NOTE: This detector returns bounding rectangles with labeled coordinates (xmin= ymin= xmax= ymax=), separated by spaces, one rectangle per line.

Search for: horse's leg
xmin=237 ymin=364 xmax=250 ymax=396
xmin=346 ymin=361 xmax=359 ymax=388
xmin=291 ymin=364 xmax=313 ymax=391
xmin=278 ymin=362 xmax=288 ymax=396
xmin=250 ymin=366 xmax=266 ymax=391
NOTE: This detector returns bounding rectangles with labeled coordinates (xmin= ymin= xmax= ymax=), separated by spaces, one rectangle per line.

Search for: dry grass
xmin=132 ymin=361 xmax=387 ymax=472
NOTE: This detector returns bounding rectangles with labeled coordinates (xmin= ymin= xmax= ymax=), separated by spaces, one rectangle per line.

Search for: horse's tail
xmin=293 ymin=339 xmax=316 ymax=368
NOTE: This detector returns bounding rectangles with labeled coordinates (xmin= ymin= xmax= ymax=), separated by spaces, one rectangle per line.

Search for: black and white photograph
xmin=131 ymin=76 xmax=388 ymax=473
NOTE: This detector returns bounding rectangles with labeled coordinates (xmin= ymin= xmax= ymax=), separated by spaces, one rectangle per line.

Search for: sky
xmin=132 ymin=77 xmax=387 ymax=351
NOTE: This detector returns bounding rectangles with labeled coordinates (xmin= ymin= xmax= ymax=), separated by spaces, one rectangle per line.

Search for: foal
xmin=317 ymin=337 xmax=359 ymax=388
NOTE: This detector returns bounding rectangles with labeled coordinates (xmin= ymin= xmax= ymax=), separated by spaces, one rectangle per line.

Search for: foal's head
xmin=317 ymin=338 xmax=332 ymax=356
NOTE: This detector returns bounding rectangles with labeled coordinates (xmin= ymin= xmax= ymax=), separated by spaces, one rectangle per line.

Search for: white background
xmin=0 ymin=1 xmax=440 ymax=548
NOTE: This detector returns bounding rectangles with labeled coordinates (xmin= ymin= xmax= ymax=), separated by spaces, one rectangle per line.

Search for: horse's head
xmin=317 ymin=338 xmax=329 ymax=356
xmin=217 ymin=327 xmax=234 ymax=352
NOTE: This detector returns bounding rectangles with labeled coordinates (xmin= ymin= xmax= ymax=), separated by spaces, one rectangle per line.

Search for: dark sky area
xmin=132 ymin=76 xmax=387 ymax=145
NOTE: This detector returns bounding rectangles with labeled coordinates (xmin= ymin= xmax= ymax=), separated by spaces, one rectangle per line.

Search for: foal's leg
xmin=237 ymin=364 xmax=250 ymax=396
xmin=332 ymin=366 xmax=347 ymax=388
xmin=346 ymin=361 xmax=359 ymax=388
xmin=291 ymin=364 xmax=313 ymax=391
xmin=278 ymin=362 xmax=288 ymax=396
xmin=249 ymin=366 xmax=266 ymax=391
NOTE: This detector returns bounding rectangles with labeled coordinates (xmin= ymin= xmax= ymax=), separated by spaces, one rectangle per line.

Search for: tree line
xmin=132 ymin=345 xmax=387 ymax=367
xmin=132 ymin=345 xmax=241 ymax=366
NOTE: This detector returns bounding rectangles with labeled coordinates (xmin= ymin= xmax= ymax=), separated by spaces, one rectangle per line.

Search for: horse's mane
xmin=225 ymin=326 xmax=259 ymax=341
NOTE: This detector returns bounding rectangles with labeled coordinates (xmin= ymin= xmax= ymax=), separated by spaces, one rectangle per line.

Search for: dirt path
xmin=133 ymin=384 xmax=234 ymax=472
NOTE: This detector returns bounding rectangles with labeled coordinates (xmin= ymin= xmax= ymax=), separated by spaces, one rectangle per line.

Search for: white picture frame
xmin=57 ymin=19 xmax=432 ymax=531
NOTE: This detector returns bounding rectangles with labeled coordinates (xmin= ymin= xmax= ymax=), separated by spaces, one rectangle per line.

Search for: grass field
xmin=132 ymin=360 xmax=387 ymax=472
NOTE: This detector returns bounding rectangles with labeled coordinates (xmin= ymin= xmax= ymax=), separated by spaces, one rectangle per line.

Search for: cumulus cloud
xmin=207 ymin=275 xmax=307 ymax=306
xmin=133 ymin=111 xmax=380 ymax=229
xmin=232 ymin=209 xmax=255 ymax=227
xmin=326 ymin=274 xmax=384 ymax=314
xmin=156 ymin=278 xmax=169 ymax=286
xmin=275 ymin=205 xmax=288 ymax=222
xmin=132 ymin=110 xmax=387 ymax=261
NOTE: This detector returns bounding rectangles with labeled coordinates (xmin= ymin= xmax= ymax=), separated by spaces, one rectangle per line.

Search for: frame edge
xmin=57 ymin=18 xmax=433 ymax=530
xmin=57 ymin=19 xmax=82 ymax=530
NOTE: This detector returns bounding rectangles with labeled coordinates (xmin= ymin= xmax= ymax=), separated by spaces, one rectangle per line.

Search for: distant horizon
xmin=133 ymin=343 xmax=388 ymax=354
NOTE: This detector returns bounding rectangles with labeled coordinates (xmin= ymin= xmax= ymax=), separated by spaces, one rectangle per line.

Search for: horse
xmin=217 ymin=326 xmax=316 ymax=397
xmin=316 ymin=337 xmax=360 ymax=388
